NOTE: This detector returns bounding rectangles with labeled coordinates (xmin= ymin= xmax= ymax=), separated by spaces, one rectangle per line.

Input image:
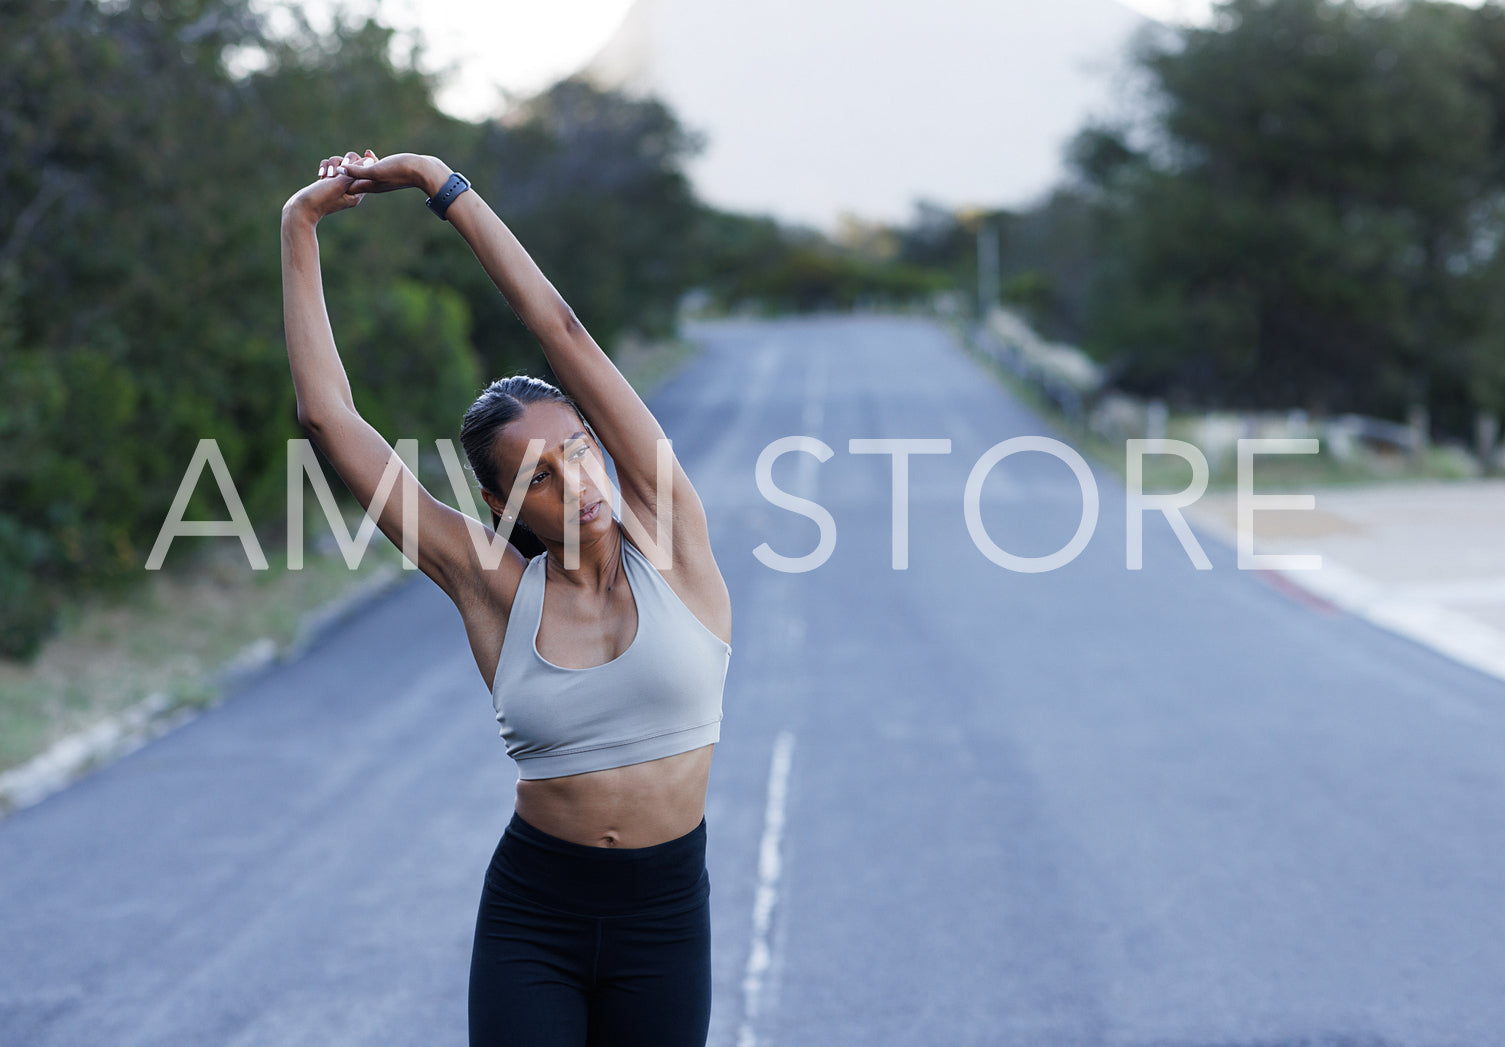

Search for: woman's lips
xmin=578 ymin=501 xmax=601 ymax=522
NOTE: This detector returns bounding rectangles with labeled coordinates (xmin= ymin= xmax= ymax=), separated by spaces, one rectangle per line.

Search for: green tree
xmin=1 ymin=0 xmax=282 ymax=656
xmin=463 ymin=77 xmax=706 ymax=368
xmin=1072 ymin=0 xmax=1505 ymax=430
xmin=0 ymin=4 xmax=710 ymax=658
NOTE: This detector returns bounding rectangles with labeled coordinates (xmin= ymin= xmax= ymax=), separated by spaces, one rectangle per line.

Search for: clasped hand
xmin=283 ymin=149 xmax=445 ymax=222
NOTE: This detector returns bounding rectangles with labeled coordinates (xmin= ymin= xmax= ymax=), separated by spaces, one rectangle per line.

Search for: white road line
xmin=736 ymin=729 xmax=796 ymax=1047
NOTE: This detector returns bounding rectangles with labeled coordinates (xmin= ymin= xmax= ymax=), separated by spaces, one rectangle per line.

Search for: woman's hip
xmin=483 ymin=810 xmax=709 ymax=919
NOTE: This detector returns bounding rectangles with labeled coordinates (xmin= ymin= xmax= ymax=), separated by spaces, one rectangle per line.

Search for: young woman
xmin=281 ymin=149 xmax=733 ymax=1047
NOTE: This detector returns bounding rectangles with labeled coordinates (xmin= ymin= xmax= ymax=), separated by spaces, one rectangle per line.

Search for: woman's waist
xmin=486 ymin=807 xmax=709 ymax=917
xmin=512 ymin=745 xmax=713 ymax=849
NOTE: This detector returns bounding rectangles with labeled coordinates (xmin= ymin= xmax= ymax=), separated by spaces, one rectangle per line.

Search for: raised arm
xmin=280 ymin=152 xmax=526 ymax=606
xmin=341 ymin=153 xmax=715 ymax=574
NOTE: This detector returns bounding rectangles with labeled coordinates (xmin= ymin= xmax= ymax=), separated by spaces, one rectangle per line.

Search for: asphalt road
xmin=4 ymin=314 xmax=1505 ymax=1047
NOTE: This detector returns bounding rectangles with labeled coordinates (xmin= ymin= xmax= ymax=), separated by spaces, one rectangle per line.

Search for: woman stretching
xmin=281 ymin=149 xmax=733 ymax=1047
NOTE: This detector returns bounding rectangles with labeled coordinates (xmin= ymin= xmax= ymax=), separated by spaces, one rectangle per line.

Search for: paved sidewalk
xmin=1183 ymin=477 xmax=1505 ymax=687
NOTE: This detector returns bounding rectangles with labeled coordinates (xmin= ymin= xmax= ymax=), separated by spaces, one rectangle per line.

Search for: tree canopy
xmin=0 ymin=0 xmax=712 ymax=658
xmin=1068 ymin=0 xmax=1505 ymax=425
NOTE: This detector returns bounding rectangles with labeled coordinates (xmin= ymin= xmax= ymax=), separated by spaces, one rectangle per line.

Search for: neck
xmin=542 ymin=521 xmax=622 ymax=594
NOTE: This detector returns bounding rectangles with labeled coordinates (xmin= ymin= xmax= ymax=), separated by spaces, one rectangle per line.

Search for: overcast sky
xmin=268 ymin=0 xmax=1493 ymax=124
xmin=269 ymin=0 xmax=1238 ymax=121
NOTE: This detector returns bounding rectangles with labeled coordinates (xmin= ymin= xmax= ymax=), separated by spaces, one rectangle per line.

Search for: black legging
xmin=468 ymin=809 xmax=712 ymax=1047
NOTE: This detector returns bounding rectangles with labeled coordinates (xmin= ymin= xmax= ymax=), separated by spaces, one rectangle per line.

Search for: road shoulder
xmin=1182 ymin=479 xmax=1505 ymax=687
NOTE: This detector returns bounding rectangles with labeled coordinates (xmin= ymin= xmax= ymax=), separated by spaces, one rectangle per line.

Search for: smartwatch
xmin=426 ymin=172 xmax=471 ymax=220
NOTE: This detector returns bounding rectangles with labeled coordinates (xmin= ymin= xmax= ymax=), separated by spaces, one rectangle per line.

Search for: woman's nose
xmin=562 ymin=463 xmax=587 ymax=500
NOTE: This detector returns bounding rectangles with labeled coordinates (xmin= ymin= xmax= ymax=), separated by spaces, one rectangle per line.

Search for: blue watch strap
xmin=426 ymin=172 xmax=471 ymax=220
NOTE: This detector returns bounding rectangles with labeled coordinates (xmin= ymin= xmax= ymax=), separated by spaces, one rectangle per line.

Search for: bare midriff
xmin=512 ymin=743 xmax=714 ymax=848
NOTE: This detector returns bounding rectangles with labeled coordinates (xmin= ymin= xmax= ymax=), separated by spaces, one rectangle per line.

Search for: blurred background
xmin=5 ymin=1 xmax=1505 ymax=1044
xmin=7 ymin=0 xmax=1505 ymax=665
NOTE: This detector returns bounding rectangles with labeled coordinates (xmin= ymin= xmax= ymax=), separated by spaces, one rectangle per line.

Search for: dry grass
xmin=0 ymin=534 xmax=406 ymax=773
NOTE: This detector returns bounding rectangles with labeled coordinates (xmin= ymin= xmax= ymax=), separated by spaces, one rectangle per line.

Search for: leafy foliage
xmin=874 ymin=0 xmax=1505 ymax=437
xmin=1069 ymin=0 xmax=1505 ymax=422
xmin=0 ymin=0 xmax=710 ymax=658
xmin=697 ymin=209 xmax=951 ymax=313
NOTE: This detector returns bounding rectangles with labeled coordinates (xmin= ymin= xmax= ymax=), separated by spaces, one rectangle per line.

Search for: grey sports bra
xmin=490 ymin=516 xmax=732 ymax=780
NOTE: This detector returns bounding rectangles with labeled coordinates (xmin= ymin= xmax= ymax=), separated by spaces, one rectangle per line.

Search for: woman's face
xmin=486 ymin=400 xmax=612 ymax=541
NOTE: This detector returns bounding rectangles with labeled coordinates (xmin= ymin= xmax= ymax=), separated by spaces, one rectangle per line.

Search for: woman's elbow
xmin=295 ymin=406 xmax=323 ymax=436
xmin=536 ymin=302 xmax=589 ymax=348
xmin=296 ymin=399 xmax=346 ymax=435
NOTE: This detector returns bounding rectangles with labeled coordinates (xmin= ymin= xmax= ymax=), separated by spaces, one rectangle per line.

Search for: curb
xmin=0 ymin=326 xmax=693 ymax=821
xmin=1184 ymin=506 xmax=1505 ymax=689
xmin=281 ymin=563 xmax=409 ymax=664
xmin=0 ymin=692 xmax=196 ymax=815
xmin=0 ymin=564 xmax=410 ymax=819
xmin=952 ymin=315 xmax=1505 ymax=691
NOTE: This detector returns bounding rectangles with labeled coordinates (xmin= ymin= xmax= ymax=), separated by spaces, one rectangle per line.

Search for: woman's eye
xmin=531 ymin=472 xmax=546 ymax=485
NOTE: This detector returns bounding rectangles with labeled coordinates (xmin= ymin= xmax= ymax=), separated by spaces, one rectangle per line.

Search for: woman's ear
xmin=482 ymin=491 xmax=531 ymax=534
xmin=480 ymin=490 xmax=509 ymax=522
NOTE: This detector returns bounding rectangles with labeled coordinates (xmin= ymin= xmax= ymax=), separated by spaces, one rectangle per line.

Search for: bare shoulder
xmin=617 ymin=494 xmax=731 ymax=648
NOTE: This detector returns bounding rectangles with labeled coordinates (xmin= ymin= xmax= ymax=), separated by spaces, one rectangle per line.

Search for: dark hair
xmin=460 ymin=374 xmax=595 ymax=560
